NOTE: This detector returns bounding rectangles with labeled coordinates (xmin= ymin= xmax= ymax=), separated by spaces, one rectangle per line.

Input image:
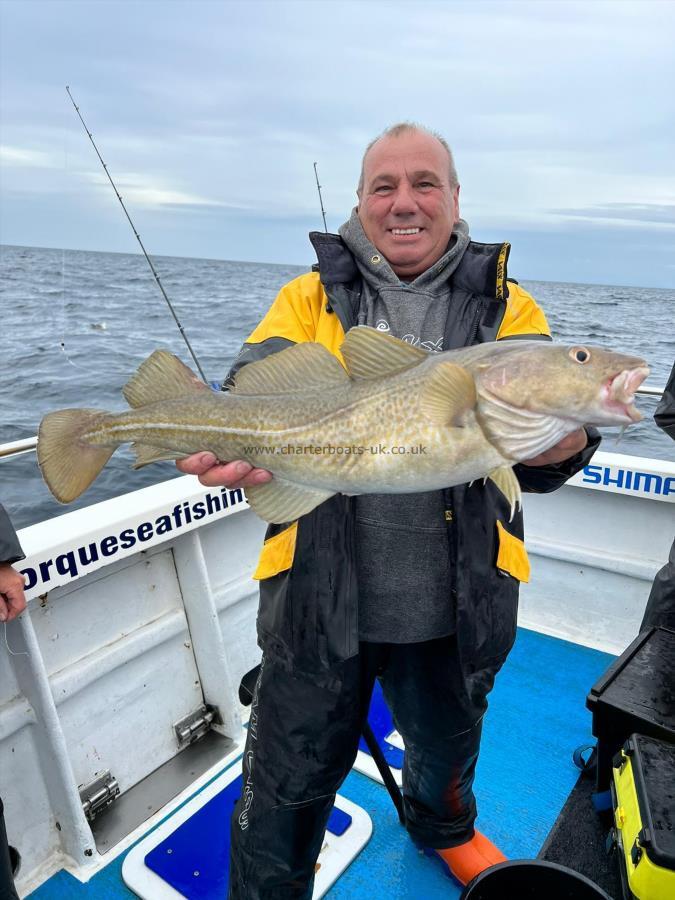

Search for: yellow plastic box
xmin=611 ymin=734 xmax=675 ymax=900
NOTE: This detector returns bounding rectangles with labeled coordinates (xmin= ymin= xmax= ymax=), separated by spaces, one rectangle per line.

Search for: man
xmin=178 ymin=123 xmax=598 ymax=898
xmin=640 ymin=359 xmax=675 ymax=631
xmin=0 ymin=502 xmax=27 ymax=900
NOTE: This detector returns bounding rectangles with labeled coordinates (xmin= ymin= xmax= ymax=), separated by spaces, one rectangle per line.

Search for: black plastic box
xmin=586 ymin=626 xmax=675 ymax=791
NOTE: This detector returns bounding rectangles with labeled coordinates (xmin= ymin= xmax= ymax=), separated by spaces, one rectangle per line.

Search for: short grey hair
xmin=357 ymin=122 xmax=458 ymax=195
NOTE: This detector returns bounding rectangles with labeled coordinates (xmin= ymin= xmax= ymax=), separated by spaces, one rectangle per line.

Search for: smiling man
xmin=178 ymin=122 xmax=597 ymax=899
xmin=357 ymin=126 xmax=460 ymax=278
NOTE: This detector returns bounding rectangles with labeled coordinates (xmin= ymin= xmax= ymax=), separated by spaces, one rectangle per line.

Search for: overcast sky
xmin=1 ymin=0 xmax=674 ymax=287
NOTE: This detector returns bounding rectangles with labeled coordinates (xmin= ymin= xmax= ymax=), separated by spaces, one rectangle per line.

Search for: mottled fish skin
xmin=80 ymin=384 xmax=500 ymax=495
xmin=37 ymin=328 xmax=649 ymax=517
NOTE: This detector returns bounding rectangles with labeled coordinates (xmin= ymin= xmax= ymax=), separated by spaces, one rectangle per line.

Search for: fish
xmin=37 ymin=326 xmax=649 ymax=523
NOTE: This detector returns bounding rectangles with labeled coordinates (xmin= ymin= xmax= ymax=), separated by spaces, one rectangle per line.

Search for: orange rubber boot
xmin=434 ymin=830 xmax=507 ymax=886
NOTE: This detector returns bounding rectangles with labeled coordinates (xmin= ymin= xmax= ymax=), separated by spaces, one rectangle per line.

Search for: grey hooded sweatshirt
xmin=339 ymin=210 xmax=471 ymax=643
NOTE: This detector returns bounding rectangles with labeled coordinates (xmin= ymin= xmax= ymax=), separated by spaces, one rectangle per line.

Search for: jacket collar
xmin=309 ymin=231 xmax=510 ymax=301
xmin=309 ymin=232 xmax=358 ymax=285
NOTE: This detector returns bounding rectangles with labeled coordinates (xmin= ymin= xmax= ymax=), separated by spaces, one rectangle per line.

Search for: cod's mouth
xmin=604 ymin=366 xmax=650 ymax=422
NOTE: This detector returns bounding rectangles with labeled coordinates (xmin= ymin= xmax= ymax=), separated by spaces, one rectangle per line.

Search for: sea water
xmin=1 ymin=244 xmax=673 ymax=529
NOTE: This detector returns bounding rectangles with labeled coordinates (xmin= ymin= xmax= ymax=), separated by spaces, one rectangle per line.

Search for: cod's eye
xmin=570 ymin=347 xmax=591 ymax=364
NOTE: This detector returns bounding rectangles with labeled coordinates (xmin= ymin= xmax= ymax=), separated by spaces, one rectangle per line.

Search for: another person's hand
xmin=176 ymin=452 xmax=273 ymax=490
xmin=0 ymin=563 xmax=27 ymax=622
xmin=520 ymin=428 xmax=588 ymax=467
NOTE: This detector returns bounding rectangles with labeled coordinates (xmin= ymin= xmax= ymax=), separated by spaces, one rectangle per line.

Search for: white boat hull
xmin=2 ymin=449 xmax=673 ymax=895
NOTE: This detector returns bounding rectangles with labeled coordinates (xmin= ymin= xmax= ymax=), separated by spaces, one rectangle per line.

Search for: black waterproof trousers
xmin=228 ymin=635 xmax=501 ymax=899
xmin=0 ymin=800 xmax=19 ymax=900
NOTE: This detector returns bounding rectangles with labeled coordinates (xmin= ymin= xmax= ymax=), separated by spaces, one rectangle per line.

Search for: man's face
xmin=358 ymin=130 xmax=460 ymax=279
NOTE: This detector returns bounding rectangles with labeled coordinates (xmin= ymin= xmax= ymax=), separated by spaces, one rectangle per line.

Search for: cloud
xmin=84 ymin=171 xmax=252 ymax=210
xmin=119 ymin=187 xmax=243 ymax=209
xmin=0 ymin=145 xmax=58 ymax=168
xmin=550 ymin=203 xmax=675 ymax=228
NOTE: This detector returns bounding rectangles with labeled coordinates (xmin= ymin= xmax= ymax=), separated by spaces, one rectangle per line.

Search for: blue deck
xmin=28 ymin=626 xmax=613 ymax=899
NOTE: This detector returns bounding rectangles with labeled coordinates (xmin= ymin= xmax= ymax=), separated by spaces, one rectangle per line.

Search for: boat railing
xmin=636 ymin=385 xmax=666 ymax=396
xmin=0 ymin=385 xmax=666 ymax=461
xmin=0 ymin=436 xmax=40 ymax=459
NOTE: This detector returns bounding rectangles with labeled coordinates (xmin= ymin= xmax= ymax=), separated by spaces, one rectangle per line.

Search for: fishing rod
xmin=65 ymin=85 xmax=207 ymax=382
xmin=313 ymin=162 xmax=328 ymax=233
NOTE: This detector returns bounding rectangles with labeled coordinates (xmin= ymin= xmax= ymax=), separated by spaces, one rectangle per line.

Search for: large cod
xmin=38 ymin=327 xmax=649 ymax=523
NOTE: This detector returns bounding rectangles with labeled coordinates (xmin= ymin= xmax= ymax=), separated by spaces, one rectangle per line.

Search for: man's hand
xmin=0 ymin=563 xmax=27 ymax=622
xmin=520 ymin=428 xmax=588 ymax=468
xmin=176 ymin=452 xmax=273 ymax=490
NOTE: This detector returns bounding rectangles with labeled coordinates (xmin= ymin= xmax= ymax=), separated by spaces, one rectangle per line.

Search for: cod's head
xmin=475 ymin=342 xmax=649 ymax=427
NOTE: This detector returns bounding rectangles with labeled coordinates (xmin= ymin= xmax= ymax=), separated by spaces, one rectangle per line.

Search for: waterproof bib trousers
xmin=228 ymin=635 xmax=500 ymax=900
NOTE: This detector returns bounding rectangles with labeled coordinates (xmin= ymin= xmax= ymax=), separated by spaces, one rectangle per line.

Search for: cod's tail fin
xmin=38 ymin=409 xmax=115 ymax=503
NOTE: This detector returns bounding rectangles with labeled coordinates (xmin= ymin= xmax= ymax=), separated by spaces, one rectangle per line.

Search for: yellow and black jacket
xmin=227 ymin=232 xmax=599 ymax=688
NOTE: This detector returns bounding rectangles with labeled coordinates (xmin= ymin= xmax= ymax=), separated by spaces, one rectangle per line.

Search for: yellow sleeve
xmin=497 ymin=282 xmax=551 ymax=339
xmin=246 ymin=272 xmax=327 ymax=345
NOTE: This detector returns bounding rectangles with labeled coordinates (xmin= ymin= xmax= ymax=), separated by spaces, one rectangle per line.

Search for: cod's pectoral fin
xmin=340 ymin=326 xmax=427 ymax=379
xmin=130 ymin=443 xmax=188 ymax=470
xmin=124 ymin=350 xmax=210 ymax=408
xmin=232 ymin=343 xmax=349 ymax=395
xmin=487 ymin=465 xmax=522 ymax=522
xmin=245 ymin=479 xmax=335 ymax=523
xmin=419 ymin=362 xmax=476 ymax=426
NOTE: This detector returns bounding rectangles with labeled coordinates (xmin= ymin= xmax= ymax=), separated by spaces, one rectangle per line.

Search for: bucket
xmin=460 ymin=859 xmax=613 ymax=899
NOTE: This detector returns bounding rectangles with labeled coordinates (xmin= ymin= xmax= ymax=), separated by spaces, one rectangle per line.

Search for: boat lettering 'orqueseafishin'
xmin=37 ymin=326 xmax=649 ymax=523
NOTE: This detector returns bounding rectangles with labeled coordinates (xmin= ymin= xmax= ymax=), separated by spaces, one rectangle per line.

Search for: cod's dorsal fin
xmin=419 ymin=361 xmax=476 ymax=425
xmin=232 ymin=342 xmax=348 ymax=395
xmin=245 ymin=478 xmax=335 ymax=523
xmin=340 ymin=326 xmax=427 ymax=380
xmin=487 ymin=465 xmax=522 ymax=522
xmin=123 ymin=350 xmax=209 ymax=408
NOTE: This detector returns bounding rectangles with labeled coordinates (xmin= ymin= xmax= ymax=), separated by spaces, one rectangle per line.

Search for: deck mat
xmin=326 ymin=627 xmax=615 ymax=899
xmin=27 ymin=627 xmax=614 ymax=899
xmin=121 ymin=765 xmax=371 ymax=899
